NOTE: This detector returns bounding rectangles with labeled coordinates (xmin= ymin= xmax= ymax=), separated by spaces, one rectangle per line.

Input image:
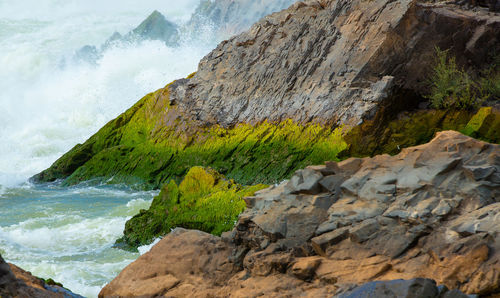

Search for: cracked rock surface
xmin=170 ymin=0 xmax=500 ymax=128
xmin=100 ymin=131 xmax=500 ymax=297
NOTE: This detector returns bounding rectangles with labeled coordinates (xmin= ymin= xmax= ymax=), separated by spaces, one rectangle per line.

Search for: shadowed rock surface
xmin=0 ymin=254 xmax=83 ymax=298
xmin=100 ymin=131 xmax=500 ymax=297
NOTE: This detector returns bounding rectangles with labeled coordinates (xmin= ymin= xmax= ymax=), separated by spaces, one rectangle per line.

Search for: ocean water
xmin=0 ymin=0 xmax=210 ymax=297
xmin=0 ymin=0 xmax=299 ymax=296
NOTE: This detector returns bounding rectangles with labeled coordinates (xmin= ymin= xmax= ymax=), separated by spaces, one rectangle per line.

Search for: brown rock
xmin=99 ymin=228 xmax=238 ymax=297
xmin=291 ymin=257 xmax=322 ymax=280
xmin=311 ymin=227 xmax=350 ymax=256
xmin=170 ymin=0 xmax=500 ymax=129
xmin=0 ymin=254 xmax=72 ymax=298
xmin=102 ymin=132 xmax=500 ymax=297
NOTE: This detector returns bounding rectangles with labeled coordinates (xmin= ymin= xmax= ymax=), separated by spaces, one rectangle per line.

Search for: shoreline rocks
xmin=0 ymin=254 xmax=83 ymax=298
xmin=100 ymin=131 xmax=500 ymax=297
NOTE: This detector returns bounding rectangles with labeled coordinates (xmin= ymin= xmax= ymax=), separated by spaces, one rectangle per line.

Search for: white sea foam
xmin=0 ymin=1 xmax=292 ymax=297
xmin=0 ymin=0 xmax=209 ymax=190
xmin=138 ymin=237 xmax=162 ymax=255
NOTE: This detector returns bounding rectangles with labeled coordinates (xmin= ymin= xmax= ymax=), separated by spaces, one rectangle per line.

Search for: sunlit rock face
xmin=100 ymin=132 xmax=500 ymax=297
xmin=171 ymin=0 xmax=500 ymax=128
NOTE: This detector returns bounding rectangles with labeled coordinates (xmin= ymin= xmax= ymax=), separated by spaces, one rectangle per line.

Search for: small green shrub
xmin=427 ymin=48 xmax=485 ymax=110
xmin=479 ymin=56 xmax=500 ymax=101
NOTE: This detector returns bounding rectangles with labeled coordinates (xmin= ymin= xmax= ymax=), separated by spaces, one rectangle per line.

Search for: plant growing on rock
xmin=426 ymin=48 xmax=486 ymax=110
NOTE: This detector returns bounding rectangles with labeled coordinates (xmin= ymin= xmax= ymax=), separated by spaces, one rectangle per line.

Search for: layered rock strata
xmin=170 ymin=0 xmax=500 ymax=127
xmin=100 ymin=131 xmax=500 ymax=297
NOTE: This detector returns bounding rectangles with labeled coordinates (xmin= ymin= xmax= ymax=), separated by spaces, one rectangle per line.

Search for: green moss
xmin=34 ymin=80 xmax=348 ymax=189
xmin=462 ymin=107 xmax=500 ymax=143
xmin=116 ymin=167 xmax=267 ymax=248
xmin=343 ymin=108 xmax=498 ymax=158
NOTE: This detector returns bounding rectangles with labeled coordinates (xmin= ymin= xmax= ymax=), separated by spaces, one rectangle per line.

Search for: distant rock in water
xmin=126 ymin=10 xmax=179 ymax=45
xmin=100 ymin=131 xmax=500 ymax=297
xmin=74 ymin=10 xmax=179 ymax=64
xmin=186 ymin=0 xmax=298 ymax=38
xmin=74 ymin=45 xmax=101 ymax=64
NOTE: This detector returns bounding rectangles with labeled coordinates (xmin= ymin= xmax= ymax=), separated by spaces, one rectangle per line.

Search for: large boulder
xmin=100 ymin=132 xmax=500 ymax=297
xmin=170 ymin=0 xmax=500 ymax=127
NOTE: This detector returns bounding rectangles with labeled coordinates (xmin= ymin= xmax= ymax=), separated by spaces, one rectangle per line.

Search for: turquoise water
xmin=0 ymin=183 xmax=157 ymax=297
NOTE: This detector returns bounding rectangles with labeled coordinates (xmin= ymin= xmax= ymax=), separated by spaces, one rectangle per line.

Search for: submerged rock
xmin=100 ymin=132 xmax=500 ymax=297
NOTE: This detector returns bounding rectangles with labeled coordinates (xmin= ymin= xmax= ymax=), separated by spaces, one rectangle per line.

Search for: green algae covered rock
xmin=343 ymin=108 xmax=500 ymax=158
xmin=116 ymin=166 xmax=267 ymax=248
xmin=32 ymin=80 xmax=348 ymax=189
xmin=462 ymin=107 xmax=500 ymax=143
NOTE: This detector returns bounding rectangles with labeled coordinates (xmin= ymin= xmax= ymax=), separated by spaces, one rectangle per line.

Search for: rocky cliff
xmin=100 ymin=131 xmax=500 ymax=297
xmin=33 ymin=0 xmax=500 ymax=189
xmin=171 ymin=0 xmax=500 ymax=127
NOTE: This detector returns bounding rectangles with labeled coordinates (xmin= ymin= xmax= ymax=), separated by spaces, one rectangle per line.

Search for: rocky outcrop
xmin=100 ymin=131 xmax=500 ymax=297
xmin=0 ymin=254 xmax=83 ymax=298
xmin=170 ymin=0 xmax=500 ymax=128
xmin=115 ymin=166 xmax=267 ymax=249
xmin=35 ymin=0 xmax=500 ymax=189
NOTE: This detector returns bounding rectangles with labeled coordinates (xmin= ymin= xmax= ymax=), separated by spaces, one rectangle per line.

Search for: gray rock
xmin=337 ymin=278 xmax=439 ymax=298
xmin=128 ymin=10 xmax=179 ymax=46
xmin=311 ymin=227 xmax=350 ymax=256
xmin=349 ymin=218 xmax=380 ymax=243
xmin=170 ymin=1 xmax=500 ymax=128
xmin=319 ymin=174 xmax=345 ymax=193
xmin=285 ymin=168 xmax=323 ymax=194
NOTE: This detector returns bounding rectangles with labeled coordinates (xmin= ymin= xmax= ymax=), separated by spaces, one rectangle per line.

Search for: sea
xmin=0 ymin=0 xmax=214 ymax=296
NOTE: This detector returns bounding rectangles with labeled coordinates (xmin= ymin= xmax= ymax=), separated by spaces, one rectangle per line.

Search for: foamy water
xmin=0 ymin=0 xmax=213 ymax=190
xmin=0 ymin=1 xmax=206 ymax=296
xmin=0 ymin=0 xmax=298 ymax=296
xmin=0 ymin=184 xmax=157 ymax=297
